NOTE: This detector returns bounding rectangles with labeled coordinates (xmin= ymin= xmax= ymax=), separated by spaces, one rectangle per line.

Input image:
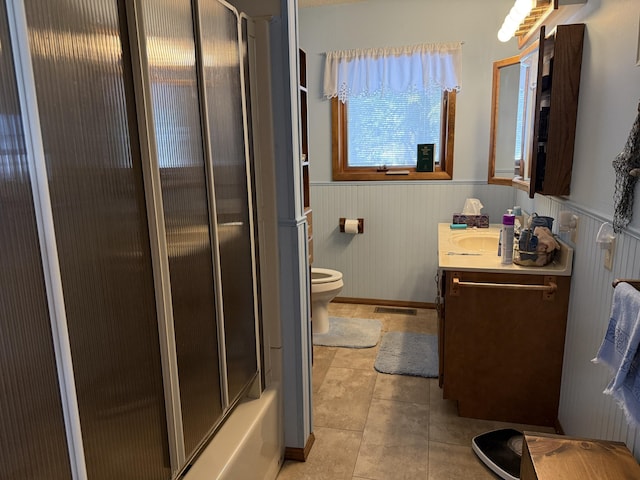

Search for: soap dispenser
xmin=501 ymin=210 xmax=515 ymax=264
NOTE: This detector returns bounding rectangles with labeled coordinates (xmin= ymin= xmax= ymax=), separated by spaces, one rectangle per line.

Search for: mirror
xmin=488 ymin=42 xmax=539 ymax=189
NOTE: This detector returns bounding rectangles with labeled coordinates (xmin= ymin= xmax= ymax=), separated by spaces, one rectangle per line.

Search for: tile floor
xmin=276 ymin=302 xmax=555 ymax=480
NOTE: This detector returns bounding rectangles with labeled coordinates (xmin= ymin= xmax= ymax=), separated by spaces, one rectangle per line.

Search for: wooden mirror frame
xmin=488 ymin=41 xmax=539 ymax=190
xmin=488 ymin=54 xmax=520 ymax=186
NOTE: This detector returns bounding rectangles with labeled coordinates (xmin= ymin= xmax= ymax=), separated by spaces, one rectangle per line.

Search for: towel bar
xmin=451 ymin=275 xmax=557 ymax=301
xmin=613 ymin=278 xmax=640 ymax=290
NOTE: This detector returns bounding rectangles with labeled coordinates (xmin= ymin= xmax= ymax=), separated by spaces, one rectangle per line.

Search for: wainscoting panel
xmin=516 ymin=191 xmax=640 ymax=459
xmin=310 ymin=182 xmax=516 ymax=303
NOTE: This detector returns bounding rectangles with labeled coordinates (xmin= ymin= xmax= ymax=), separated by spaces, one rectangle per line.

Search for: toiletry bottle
xmin=501 ymin=210 xmax=515 ymax=264
xmin=513 ymin=206 xmax=523 ymax=239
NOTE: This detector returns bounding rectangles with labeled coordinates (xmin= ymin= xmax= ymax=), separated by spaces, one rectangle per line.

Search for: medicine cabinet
xmin=488 ymin=23 xmax=585 ymax=198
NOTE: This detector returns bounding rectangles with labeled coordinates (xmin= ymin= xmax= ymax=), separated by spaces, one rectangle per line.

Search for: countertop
xmin=437 ymin=223 xmax=573 ymax=276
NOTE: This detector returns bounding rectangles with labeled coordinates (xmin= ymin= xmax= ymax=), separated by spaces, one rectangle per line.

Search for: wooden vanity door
xmin=441 ymin=271 xmax=570 ymax=427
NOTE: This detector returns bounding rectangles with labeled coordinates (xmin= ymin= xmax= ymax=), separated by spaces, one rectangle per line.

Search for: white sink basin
xmin=450 ymin=231 xmax=499 ymax=253
xmin=438 ymin=223 xmax=573 ymax=276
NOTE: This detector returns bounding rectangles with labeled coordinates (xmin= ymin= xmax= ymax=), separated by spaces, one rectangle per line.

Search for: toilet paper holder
xmin=339 ymin=217 xmax=364 ymax=234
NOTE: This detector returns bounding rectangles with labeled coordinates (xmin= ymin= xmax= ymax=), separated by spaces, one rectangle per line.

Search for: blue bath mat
xmin=374 ymin=332 xmax=438 ymax=377
xmin=312 ymin=317 xmax=382 ymax=348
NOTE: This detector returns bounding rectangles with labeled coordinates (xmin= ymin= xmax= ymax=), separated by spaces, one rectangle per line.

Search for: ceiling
xmin=298 ymin=0 xmax=366 ymax=7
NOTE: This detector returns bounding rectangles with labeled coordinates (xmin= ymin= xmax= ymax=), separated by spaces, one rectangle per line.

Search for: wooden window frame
xmin=332 ymin=90 xmax=456 ymax=181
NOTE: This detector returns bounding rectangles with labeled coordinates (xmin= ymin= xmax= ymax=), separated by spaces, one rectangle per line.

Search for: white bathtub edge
xmin=183 ymin=384 xmax=283 ymax=480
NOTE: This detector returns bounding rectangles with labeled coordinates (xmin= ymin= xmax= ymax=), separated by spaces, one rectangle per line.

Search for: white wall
xmin=563 ymin=0 xmax=640 ymax=220
xmin=304 ymin=0 xmax=640 ymax=458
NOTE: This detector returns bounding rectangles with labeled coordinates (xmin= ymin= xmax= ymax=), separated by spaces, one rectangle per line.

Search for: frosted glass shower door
xmin=2 ymin=0 xmax=264 ymax=476
xmin=140 ymin=0 xmax=224 ymax=460
xmin=0 ymin=4 xmax=72 ymax=478
xmin=198 ymin=1 xmax=259 ymax=402
xmin=22 ymin=0 xmax=171 ymax=478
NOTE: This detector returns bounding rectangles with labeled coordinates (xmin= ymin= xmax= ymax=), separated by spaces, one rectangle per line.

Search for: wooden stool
xmin=521 ymin=432 xmax=640 ymax=479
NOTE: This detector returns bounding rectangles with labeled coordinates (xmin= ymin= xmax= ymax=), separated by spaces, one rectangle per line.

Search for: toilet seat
xmin=311 ymin=268 xmax=342 ymax=284
xmin=310 ymin=267 xmax=344 ymax=334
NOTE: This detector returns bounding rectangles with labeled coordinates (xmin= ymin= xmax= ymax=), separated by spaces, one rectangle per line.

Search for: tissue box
xmin=452 ymin=214 xmax=489 ymax=228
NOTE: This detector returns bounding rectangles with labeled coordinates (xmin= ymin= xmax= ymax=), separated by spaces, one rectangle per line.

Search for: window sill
xmin=332 ymin=169 xmax=452 ymax=181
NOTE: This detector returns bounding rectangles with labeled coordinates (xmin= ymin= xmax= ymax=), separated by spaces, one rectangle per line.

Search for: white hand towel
xmin=593 ymin=282 xmax=640 ymax=426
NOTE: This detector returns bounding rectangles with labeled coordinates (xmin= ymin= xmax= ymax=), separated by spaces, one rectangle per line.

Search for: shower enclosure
xmin=0 ymin=0 xmax=262 ymax=477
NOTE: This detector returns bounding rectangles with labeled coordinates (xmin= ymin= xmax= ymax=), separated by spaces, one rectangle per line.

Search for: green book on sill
xmin=416 ymin=143 xmax=434 ymax=172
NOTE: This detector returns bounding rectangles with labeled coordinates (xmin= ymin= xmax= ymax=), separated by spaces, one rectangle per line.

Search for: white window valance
xmin=323 ymin=42 xmax=462 ymax=103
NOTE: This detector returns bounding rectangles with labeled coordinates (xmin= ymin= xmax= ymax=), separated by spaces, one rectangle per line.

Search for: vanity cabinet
xmin=438 ymin=270 xmax=570 ymax=427
xmin=528 ymin=23 xmax=584 ymax=198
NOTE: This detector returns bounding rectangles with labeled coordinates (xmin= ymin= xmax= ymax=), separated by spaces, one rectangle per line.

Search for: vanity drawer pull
xmin=451 ymin=275 xmax=557 ymax=301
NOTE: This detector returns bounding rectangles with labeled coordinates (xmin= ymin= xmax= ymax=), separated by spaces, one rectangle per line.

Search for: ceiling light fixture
xmin=497 ymin=0 xmax=535 ymax=42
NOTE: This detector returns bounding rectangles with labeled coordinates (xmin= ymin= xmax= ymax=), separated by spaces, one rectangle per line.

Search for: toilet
xmin=311 ymin=268 xmax=344 ymax=334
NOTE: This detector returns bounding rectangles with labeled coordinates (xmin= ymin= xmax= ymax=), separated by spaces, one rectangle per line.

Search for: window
xmin=332 ymin=88 xmax=456 ymax=181
xmin=324 ymin=42 xmax=461 ymax=181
